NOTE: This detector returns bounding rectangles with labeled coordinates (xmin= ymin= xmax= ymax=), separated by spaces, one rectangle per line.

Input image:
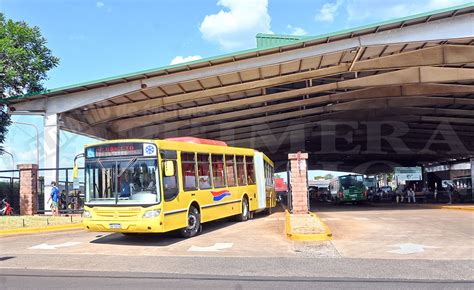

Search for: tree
xmin=0 ymin=13 xmax=59 ymax=153
xmin=324 ymin=173 xmax=334 ymax=180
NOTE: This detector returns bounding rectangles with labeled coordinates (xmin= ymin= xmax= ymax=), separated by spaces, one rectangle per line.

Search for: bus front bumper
xmin=83 ymin=218 xmax=164 ymax=233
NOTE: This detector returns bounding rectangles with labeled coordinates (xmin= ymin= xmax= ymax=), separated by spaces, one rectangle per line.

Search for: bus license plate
xmin=109 ymin=223 xmax=121 ymax=229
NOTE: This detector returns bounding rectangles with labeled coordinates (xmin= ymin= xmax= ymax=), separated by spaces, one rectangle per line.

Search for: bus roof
xmin=164 ymin=137 xmax=227 ymax=146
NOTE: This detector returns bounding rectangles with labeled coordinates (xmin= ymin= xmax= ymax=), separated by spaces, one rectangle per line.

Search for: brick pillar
xmin=18 ymin=164 xmax=39 ymax=215
xmin=288 ymin=152 xmax=308 ymax=214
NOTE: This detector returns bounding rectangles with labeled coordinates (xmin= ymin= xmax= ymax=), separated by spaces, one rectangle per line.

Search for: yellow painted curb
xmin=438 ymin=206 xmax=474 ymax=212
xmin=284 ymin=210 xmax=332 ymax=241
xmin=0 ymin=223 xmax=84 ymax=236
xmin=424 ymin=205 xmax=474 ymax=212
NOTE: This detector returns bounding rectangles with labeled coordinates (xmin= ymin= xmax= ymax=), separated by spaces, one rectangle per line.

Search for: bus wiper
xmin=97 ymin=159 xmax=110 ymax=178
xmin=118 ymin=157 xmax=138 ymax=177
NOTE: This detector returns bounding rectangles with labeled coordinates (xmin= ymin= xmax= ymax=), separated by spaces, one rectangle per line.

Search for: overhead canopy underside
xmin=8 ymin=5 xmax=474 ymax=173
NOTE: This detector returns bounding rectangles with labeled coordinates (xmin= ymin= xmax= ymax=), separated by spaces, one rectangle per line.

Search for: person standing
xmin=47 ymin=181 xmax=60 ymax=216
xmin=447 ymin=183 xmax=454 ymax=205
xmin=407 ymin=188 xmax=416 ymax=203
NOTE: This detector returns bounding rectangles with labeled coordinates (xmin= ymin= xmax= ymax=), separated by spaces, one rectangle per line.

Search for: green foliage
xmin=0 ymin=13 xmax=59 ymax=153
xmin=0 ymin=13 xmax=59 ymax=97
xmin=324 ymin=173 xmax=334 ymax=180
xmin=315 ymin=174 xmax=334 ymax=180
xmin=0 ymin=106 xmax=10 ymax=153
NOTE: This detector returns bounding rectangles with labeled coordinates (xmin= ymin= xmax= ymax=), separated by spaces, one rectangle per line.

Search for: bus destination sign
xmin=86 ymin=143 xmax=143 ymax=158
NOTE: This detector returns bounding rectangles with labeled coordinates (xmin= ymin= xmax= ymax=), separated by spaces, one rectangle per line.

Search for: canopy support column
xmin=43 ymin=113 xmax=60 ymax=214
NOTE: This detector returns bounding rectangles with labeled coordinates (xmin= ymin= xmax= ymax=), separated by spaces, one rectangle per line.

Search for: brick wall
xmin=288 ymin=153 xmax=308 ymax=214
xmin=18 ymin=164 xmax=38 ymax=215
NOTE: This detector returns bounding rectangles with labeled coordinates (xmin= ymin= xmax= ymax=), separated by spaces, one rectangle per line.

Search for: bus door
xmin=254 ymin=152 xmax=266 ymax=210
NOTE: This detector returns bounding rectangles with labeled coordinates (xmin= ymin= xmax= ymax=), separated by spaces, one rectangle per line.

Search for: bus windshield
xmin=340 ymin=175 xmax=364 ymax=189
xmin=85 ymin=157 xmax=160 ymax=205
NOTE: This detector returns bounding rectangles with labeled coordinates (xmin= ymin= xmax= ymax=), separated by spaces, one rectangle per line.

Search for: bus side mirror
xmin=163 ymin=161 xmax=175 ymax=177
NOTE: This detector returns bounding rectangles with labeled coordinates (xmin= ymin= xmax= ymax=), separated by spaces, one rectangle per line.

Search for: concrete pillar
xmin=288 ymin=152 xmax=309 ymax=214
xmin=44 ymin=113 xmax=60 ymax=214
xmin=471 ymin=158 xmax=474 ymax=201
xmin=18 ymin=164 xmax=39 ymax=215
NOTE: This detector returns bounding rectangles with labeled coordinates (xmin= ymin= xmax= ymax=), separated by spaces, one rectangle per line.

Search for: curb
xmin=0 ymin=223 xmax=84 ymax=236
xmin=433 ymin=205 xmax=474 ymax=212
xmin=420 ymin=204 xmax=474 ymax=211
xmin=284 ymin=210 xmax=332 ymax=241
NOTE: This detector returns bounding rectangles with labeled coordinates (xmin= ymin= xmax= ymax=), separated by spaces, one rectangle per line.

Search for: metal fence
xmin=37 ymin=167 xmax=85 ymax=214
xmin=0 ymin=167 xmax=84 ymax=215
xmin=0 ymin=170 xmax=20 ymax=213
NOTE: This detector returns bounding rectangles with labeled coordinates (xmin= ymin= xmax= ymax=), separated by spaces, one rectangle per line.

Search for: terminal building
xmin=6 ymin=4 xmax=474 ymax=209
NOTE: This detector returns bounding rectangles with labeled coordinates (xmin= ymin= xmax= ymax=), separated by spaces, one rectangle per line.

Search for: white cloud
xmin=170 ymin=55 xmax=203 ymax=65
xmin=199 ymin=0 xmax=272 ymax=51
xmin=315 ymin=0 xmax=343 ymax=22
xmin=345 ymin=0 xmax=471 ymax=22
xmin=286 ymin=25 xmax=307 ymax=36
xmin=96 ymin=2 xmax=104 ymax=8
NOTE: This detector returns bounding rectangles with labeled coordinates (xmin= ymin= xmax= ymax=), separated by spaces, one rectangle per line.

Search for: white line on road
xmin=188 ymin=243 xmax=233 ymax=252
xmin=353 ymin=217 xmax=369 ymax=220
xmin=326 ymin=218 xmax=342 ymax=221
xmin=29 ymin=242 xmax=82 ymax=250
xmin=388 ymin=243 xmax=439 ymax=255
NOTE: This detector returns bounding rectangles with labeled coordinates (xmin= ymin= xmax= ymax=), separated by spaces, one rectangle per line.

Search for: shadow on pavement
xmin=310 ymin=201 xmax=452 ymax=213
xmin=90 ymin=207 xmax=282 ymax=246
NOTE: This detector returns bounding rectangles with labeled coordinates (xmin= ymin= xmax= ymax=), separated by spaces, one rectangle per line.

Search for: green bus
xmin=329 ymin=174 xmax=368 ymax=204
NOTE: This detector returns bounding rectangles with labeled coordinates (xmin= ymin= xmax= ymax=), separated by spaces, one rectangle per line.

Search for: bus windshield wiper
xmin=96 ymin=159 xmax=110 ymax=178
xmin=118 ymin=157 xmax=138 ymax=177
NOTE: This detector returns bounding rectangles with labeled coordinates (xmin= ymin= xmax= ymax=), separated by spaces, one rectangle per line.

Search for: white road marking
xmin=388 ymin=243 xmax=439 ymax=255
xmin=353 ymin=217 xmax=369 ymax=220
xmin=326 ymin=217 xmax=342 ymax=221
xmin=264 ymin=218 xmax=285 ymax=221
xmin=188 ymin=243 xmax=233 ymax=252
xmin=28 ymin=242 xmax=82 ymax=250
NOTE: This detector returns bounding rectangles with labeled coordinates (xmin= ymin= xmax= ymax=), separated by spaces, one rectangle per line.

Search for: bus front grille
xmin=94 ymin=208 xmax=141 ymax=219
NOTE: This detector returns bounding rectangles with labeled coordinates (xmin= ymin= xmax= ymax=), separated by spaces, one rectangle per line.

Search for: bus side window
xmin=225 ymin=155 xmax=236 ymax=187
xmin=211 ymin=154 xmax=225 ymax=188
xmin=162 ymin=160 xmax=178 ymax=201
xmin=246 ymin=156 xmax=255 ymax=185
xmin=181 ymin=152 xmax=197 ymax=191
xmin=236 ymin=156 xmax=246 ymax=186
xmin=197 ymin=153 xmax=212 ymax=189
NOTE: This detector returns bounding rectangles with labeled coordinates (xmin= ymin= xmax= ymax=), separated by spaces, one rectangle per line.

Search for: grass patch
xmin=0 ymin=215 xmax=82 ymax=230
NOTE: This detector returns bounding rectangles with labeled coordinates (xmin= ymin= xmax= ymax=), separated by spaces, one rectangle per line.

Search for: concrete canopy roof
xmin=8 ymin=3 xmax=474 ymax=173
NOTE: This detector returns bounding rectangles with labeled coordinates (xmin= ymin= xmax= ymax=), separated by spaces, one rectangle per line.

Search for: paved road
xmin=1 ymin=269 xmax=473 ymax=290
xmin=1 ymin=204 xmax=473 ymax=287
xmin=312 ymin=203 xmax=474 ymax=260
xmin=0 ymin=209 xmax=292 ymax=258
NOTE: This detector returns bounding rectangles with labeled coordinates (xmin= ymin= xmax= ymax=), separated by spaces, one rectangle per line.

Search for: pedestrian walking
xmin=47 ymin=181 xmax=60 ymax=216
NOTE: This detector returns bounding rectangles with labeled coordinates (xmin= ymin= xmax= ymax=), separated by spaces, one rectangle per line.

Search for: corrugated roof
xmin=256 ymin=33 xmax=306 ymax=49
xmin=7 ymin=2 xmax=473 ymax=102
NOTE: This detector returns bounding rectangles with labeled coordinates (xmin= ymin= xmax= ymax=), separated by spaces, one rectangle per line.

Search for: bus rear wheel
xmin=237 ymin=198 xmax=249 ymax=222
xmin=180 ymin=206 xmax=201 ymax=238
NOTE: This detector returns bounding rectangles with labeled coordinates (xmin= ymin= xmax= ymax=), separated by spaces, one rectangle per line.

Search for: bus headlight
xmin=143 ymin=209 xmax=161 ymax=218
xmin=83 ymin=210 xmax=92 ymax=218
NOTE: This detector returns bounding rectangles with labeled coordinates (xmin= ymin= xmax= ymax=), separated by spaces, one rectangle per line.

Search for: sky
xmin=0 ymin=0 xmax=471 ymax=175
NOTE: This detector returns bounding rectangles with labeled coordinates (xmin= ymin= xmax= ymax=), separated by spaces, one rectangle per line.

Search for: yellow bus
xmin=82 ymin=137 xmax=276 ymax=238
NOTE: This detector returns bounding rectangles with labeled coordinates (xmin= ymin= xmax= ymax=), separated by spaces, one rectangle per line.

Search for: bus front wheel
xmin=180 ymin=206 xmax=201 ymax=238
xmin=237 ymin=198 xmax=249 ymax=222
